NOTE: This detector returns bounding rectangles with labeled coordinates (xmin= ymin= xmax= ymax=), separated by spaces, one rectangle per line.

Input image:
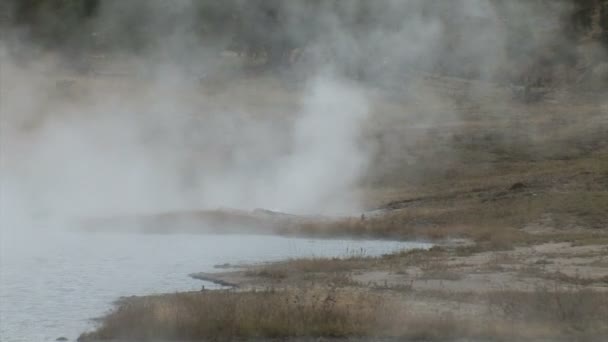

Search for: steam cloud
xmin=0 ymin=57 xmax=370 ymax=234
xmin=0 ymin=0 xmax=604 ymax=233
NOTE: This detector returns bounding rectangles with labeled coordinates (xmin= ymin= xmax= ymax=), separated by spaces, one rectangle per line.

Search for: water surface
xmin=0 ymin=229 xmax=430 ymax=341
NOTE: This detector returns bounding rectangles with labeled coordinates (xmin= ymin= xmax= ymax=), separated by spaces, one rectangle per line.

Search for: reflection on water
xmin=0 ymin=230 xmax=430 ymax=341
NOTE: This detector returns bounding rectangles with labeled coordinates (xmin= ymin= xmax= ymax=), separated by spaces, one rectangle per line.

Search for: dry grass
xmin=546 ymin=271 xmax=608 ymax=286
xmin=280 ymin=186 xmax=608 ymax=250
xmin=245 ymin=268 xmax=289 ymax=280
xmin=486 ymin=287 xmax=608 ymax=337
xmin=80 ymin=286 xmax=608 ymax=341
xmin=244 ymin=257 xmax=375 ymax=288
xmin=419 ymin=260 xmax=464 ymax=281
xmin=80 ymin=288 xmax=383 ymax=341
xmin=259 ymin=256 xmax=374 ymax=274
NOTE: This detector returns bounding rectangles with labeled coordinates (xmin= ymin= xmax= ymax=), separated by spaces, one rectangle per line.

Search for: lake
xmin=0 ymin=229 xmax=430 ymax=341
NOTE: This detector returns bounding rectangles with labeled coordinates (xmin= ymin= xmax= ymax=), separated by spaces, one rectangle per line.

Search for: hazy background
xmin=0 ymin=0 xmax=606 ymax=232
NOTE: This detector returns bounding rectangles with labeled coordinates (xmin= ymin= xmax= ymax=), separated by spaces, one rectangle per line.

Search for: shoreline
xmin=190 ymin=272 xmax=240 ymax=289
xmin=68 ymin=67 xmax=608 ymax=341
xmin=79 ymin=236 xmax=608 ymax=341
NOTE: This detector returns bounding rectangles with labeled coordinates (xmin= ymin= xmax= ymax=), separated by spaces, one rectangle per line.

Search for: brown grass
xmin=79 ymin=288 xmax=383 ymax=341
xmin=279 ymin=185 xmax=608 ymax=251
xmin=243 ymin=256 xmax=375 ymax=288
xmin=260 ymin=256 xmax=374 ymax=274
xmin=419 ymin=260 xmax=464 ymax=281
xmin=487 ymin=287 xmax=608 ymax=337
xmin=80 ymin=286 xmax=608 ymax=341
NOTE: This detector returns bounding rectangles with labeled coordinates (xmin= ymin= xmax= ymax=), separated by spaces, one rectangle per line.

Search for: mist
xmin=2 ymin=1 xmax=608 ymax=341
xmin=0 ymin=67 xmax=370 ymax=233
xmin=0 ymin=0 xmax=605 ymax=230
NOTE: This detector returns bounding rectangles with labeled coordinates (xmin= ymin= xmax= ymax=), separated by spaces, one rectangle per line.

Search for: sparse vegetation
xmin=80 ymin=286 xmax=608 ymax=341
xmin=79 ymin=288 xmax=384 ymax=341
xmin=82 ymin=227 xmax=608 ymax=340
xmin=259 ymin=256 xmax=375 ymax=274
xmin=487 ymin=287 xmax=608 ymax=337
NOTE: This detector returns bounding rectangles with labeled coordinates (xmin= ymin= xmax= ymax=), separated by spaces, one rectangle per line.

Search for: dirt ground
xmin=195 ymin=240 xmax=608 ymax=303
xmin=185 ymin=238 xmax=608 ymax=340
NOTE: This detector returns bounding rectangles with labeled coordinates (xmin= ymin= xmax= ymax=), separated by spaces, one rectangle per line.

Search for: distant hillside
xmin=2 ymin=0 xmax=607 ymax=87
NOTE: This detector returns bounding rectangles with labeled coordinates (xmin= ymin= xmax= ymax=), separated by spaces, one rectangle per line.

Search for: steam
xmin=0 ymin=56 xmax=370 ymax=232
xmin=271 ymin=77 xmax=369 ymax=213
xmin=0 ymin=0 xmax=605 ymax=232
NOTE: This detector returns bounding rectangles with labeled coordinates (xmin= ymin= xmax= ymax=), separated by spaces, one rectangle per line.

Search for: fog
xmin=0 ymin=0 xmax=604 ymax=234
xmin=2 ymin=1 xmax=608 ymax=341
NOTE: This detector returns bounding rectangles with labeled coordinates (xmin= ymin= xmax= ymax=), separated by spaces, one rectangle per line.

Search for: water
xmin=0 ymin=229 xmax=430 ymax=342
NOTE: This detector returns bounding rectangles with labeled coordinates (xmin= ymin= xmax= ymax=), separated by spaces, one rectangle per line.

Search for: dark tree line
xmin=3 ymin=0 xmax=607 ymax=79
xmin=6 ymin=1 xmax=605 ymax=49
